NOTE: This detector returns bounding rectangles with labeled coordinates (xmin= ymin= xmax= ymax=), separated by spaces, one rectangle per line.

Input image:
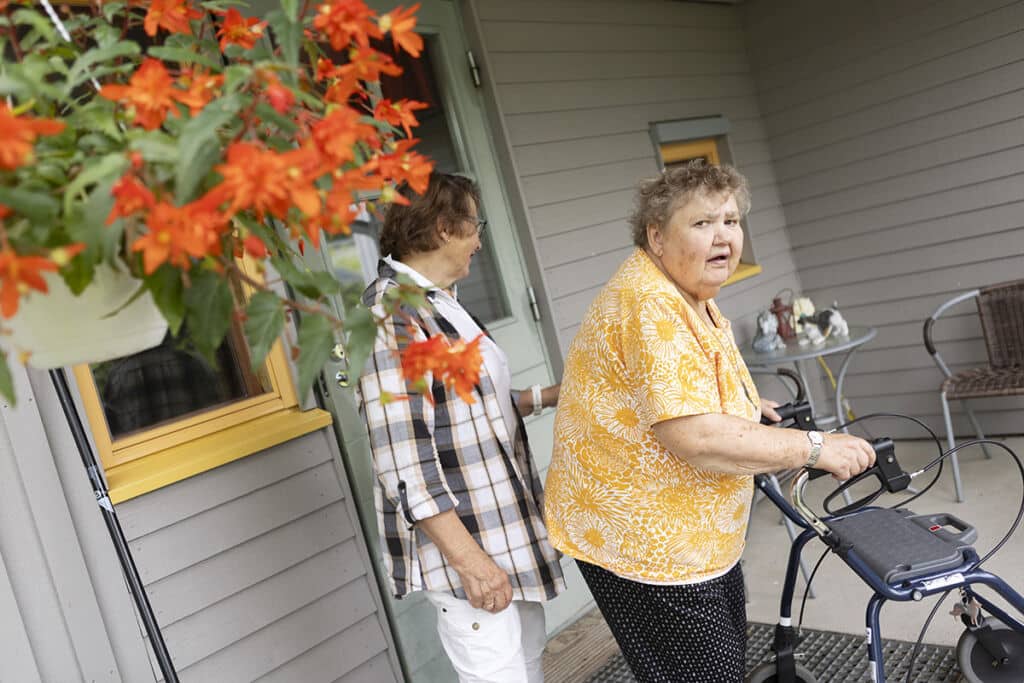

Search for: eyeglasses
xmin=462 ymin=216 xmax=487 ymax=236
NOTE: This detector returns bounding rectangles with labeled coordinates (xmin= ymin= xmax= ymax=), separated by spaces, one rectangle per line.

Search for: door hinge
xmin=527 ymin=286 xmax=542 ymax=322
xmin=466 ymin=49 xmax=482 ymax=88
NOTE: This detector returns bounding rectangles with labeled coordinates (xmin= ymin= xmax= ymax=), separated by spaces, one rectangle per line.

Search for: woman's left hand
xmin=760 ymin=398 xmax=781 ymax=423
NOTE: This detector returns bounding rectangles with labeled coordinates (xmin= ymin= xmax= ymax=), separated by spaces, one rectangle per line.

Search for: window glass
xmin=324 ymin=37 xmax=509 ymax=323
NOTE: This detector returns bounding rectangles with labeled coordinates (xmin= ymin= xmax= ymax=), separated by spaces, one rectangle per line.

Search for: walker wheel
xmin=745 ymin=661 xmax=817 ymax=683
xmin=957 ymin=623 xmax=1024 ymax=683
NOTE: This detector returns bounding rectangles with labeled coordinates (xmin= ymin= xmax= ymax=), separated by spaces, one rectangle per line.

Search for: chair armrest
xmin=923 ymin=289 xmax=980 ymax=377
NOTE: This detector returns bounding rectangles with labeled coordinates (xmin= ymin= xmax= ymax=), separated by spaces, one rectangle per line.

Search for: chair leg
xmin=941 ymin=391 xmax=964 ymax=503
xmin=961 ymin=402 xmax=993 ymax=459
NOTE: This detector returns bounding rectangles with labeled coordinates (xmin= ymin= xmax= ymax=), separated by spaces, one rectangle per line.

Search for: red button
xmin=929 ymin=525 xmax=941 ymax=532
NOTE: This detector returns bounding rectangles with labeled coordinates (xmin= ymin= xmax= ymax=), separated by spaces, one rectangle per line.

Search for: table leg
xmin=795 ymin=360 xmax=816 ymax=415
xmin=834 ymin=348 xmax=858 ymax=434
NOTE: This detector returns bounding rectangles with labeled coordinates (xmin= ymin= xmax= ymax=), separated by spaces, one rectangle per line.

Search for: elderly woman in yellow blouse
xmin=544 ymin=161 xmax=876 ymax=683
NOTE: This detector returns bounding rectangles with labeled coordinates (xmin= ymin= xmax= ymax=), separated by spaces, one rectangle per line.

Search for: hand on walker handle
xmin=818 ymin=433 xmax=876 ymax=481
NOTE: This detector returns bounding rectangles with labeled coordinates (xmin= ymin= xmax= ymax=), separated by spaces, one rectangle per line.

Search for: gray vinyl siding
xmin=111 ymin=428 xmax=400 ymax=683
xmin=742 ymin=0 xmax=1024 ymax=438
xmin=0 ymin=366 xmax=155 ymax=683
xmin=470 ymin=0 xmax=803 ymax=360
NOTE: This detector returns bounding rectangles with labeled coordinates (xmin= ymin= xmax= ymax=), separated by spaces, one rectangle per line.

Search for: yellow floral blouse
xmin=544 ymin=248 xmax=761 ymax=584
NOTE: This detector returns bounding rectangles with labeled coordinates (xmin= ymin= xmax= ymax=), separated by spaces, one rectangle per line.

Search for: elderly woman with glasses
xmin=544 ymin=161 xmax=876 ymax=683
xmin=357 ymin=172 xmax=564 ymax=683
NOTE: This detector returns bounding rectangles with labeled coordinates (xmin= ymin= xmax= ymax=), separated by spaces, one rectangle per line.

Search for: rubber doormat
xmin=586 ymin=622 xmax=960 ymax=682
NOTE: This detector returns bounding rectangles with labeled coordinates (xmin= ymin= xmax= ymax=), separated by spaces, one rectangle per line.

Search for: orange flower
xmin=212 ymin=142 xmax=322 ymax=222
xmin=100 ymin=58 xmax=187 ymax=130
xmin=399 ymin=333 xmax=483 ymax=403
xmin=263 ymin=75 xmax=295 ymax=114
xmin=107 ymin=173 xmax=156 ymax=225
xmin=0 ymin=204 xmax=9 ymax=220
xmin=313 ymin=0 xmax=381 ymax=50
xmin=379 ymin=4 xmax=423 ymax=58
xmin=373 ymin=98 xmax=428 ymax=138
xmin=371 ymin=138 xmax=434 ymax=194
xmin=143 ymin=0 xmax=202 ymax=37
xmin=0 ymin=103 xmax=66 ymax=170
xmin=0 ymin=247 xmax=58 ymax=318
xmin=400 ymin=334 xmax=446 ymax=387
xmin=175 ymin=69 xmax=224 ymax=116
xmin=243 ymin=235 xmax=268 ymax=259
xmin=343 ymin=45 xmax=403 ymax=83
xmin=442 ymin=335 xmax=483 ymax=404
xmin=311 ymin=106 xmax=377 ymax=165
xmin=215 ymin=8 xmax=267 ymax=51
xmin=130 ymin=199 xmax=226 ymax=274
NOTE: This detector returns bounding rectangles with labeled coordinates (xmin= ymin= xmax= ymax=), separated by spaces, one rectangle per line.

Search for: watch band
xmin=806 ymin=430 xmax=823 ymax=468
xmin=530 ymin=384 xmax=544 ymax=417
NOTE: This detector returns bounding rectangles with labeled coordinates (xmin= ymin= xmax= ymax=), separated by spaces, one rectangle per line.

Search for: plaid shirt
xmin=358 ymin=261 xmax=565 ymax=602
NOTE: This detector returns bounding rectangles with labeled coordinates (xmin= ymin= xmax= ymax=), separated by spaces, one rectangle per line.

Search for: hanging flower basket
xmin=5 ymin=263 xmax=167 ymax=369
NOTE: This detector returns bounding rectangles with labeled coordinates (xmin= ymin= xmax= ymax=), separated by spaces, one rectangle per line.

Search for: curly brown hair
xmin=378 ymin=173 xmax=481 ymax=259
xmin=628 ymin=160 xmax=751 ymax=249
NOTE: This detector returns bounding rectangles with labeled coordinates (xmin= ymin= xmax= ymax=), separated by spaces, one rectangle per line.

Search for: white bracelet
xmin=530 ymin=384 xmax=544 ymax=417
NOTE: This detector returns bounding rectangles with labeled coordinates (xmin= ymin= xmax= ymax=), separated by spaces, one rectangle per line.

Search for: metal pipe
xmin=49 ymin=369 xmax=179 ymax=683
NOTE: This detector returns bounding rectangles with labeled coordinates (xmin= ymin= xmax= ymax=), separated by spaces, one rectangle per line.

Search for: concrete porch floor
xmin=543 ymin=436 xmax=1024 ymax=682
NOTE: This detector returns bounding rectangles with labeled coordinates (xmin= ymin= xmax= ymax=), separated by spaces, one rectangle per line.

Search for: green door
xmin=307 ymin=2 xmax=560 ymax=680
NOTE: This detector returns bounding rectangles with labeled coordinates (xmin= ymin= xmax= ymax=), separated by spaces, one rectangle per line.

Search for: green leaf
xmin=66 ymin=41 xmax=141 ymax=94
xmin=253 ymin=101 xmax=298 ymax=135
xmin=266 ymin=9 xmax=301 ymax=74
xmin=63 ymin=153 xmax=127 ymax=216
xmin=272 ymin=256 xmax=342 ymax=300
xmin=147 ymin=45 xmax=223 ymax=71
xmin=243 ymin=291 xmax=285 ymax=371
xmin=281 ymin=0 xmax=300 ymax=22
xmin=0 ymin=353 xmax=14 ymax=408
xmin=296 ymin=313 xmax=335 ymax=399
xmin=0 ymin=186 xmax=59 ymax=223
xmin=146 ymin=265 xmax=186 ymax=336
xmin=183 ymin=269 xmax=234 ymax=359
xmin=64 ymin=177 xmax=119 ymax=294
xmin=343 ymin=303 xmax=377 ymax=384
xmin=130 ymin=133 xmax=180 ymax=165
xmin=175 ymin=94 xmax=242 ymax=203
xmin=11 ymin=8 xmax=57 ymax=46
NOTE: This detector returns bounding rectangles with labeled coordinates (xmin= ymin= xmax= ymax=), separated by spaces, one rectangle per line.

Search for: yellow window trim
xmin=72 ymin=255 xmax=330 ymax=498
xmin=723 ymin=262 xmax=763 ymax=286
xmin=660 ymin=138 xmax=721 ymax=166
xmin=72 ymin=338 xmax=299 ymax=469
xmin=105 ymin=408 xmax=333 ymax=504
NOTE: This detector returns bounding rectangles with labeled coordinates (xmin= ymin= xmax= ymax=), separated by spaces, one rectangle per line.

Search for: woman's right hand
xmin=817 ymin=433 xmax=877 ymax=480
xmin=451 ymin=549 xmax=513 ymax=614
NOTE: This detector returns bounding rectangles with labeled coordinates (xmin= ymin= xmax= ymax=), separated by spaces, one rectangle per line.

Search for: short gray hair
xmin=628 ymin=160 xmax=751 ymax=248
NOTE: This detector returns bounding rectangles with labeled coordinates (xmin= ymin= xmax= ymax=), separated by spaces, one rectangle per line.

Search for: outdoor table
xmin=742 ymin=325 xmax=878 ymax=432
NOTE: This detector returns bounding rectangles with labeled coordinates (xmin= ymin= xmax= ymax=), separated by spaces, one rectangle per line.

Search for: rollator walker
xmin=745 ymin=382 xmax=1024 ymax=683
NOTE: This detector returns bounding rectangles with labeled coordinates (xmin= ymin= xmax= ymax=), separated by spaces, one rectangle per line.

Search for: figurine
xmin=769 ymin=296 xmax=796 ymax=340
xmin=799 ymin=323 xmax=826 ymax=347
xmin=792 ymin=296 xmax=815 ymax=334
xmin=816 ymin=302 xmax=850 ymax=338
xmin=752 ymin=309 xmax=786 ymax=353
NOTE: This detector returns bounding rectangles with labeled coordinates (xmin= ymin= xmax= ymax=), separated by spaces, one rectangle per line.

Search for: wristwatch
xmin=805 ymin=431 xmax=824 ymax=468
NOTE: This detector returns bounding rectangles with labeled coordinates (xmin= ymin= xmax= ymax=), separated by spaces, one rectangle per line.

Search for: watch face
xmin=809 ymin=431 xmax=823 ymax=445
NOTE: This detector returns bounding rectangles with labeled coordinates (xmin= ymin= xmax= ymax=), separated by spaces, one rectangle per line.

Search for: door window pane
xmin=325 ymin=37 xmax=509 ymax=324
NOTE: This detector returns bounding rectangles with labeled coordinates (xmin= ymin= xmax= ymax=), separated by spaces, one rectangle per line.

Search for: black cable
xmin=822 ymin=412 xmax=945 ymax=514
xmin=904 ymin=590 xmax=953 ymax=683
xmin=797 ymin=547 xmax=830 ymax=633
xmin=930 ymin=439 xmax=1024 ymax=567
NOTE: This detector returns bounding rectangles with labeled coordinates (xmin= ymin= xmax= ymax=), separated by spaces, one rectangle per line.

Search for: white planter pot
xmin=5 ymin=263 xmax=168 ymax=369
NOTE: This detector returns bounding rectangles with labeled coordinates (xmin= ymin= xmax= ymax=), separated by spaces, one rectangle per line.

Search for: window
xmin=652 ymin=118 xmax=762 ymax=286
xmin=73 ymin=259 xmax=331 ymax=503
xmin=320 ymin=36 xmax=510 ymax=324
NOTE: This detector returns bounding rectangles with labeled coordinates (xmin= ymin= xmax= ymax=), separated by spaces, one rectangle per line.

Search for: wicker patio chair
xmin=923 ymin=279 xmax=1024 ymax=502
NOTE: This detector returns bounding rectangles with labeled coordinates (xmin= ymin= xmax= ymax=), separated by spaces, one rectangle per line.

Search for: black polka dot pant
xmin=577 ymin=560 xmax=747 ymax=683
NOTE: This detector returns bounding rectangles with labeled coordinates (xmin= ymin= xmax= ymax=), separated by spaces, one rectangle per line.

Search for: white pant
xmin=425 ymin=591 xmax=546 ymax=683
